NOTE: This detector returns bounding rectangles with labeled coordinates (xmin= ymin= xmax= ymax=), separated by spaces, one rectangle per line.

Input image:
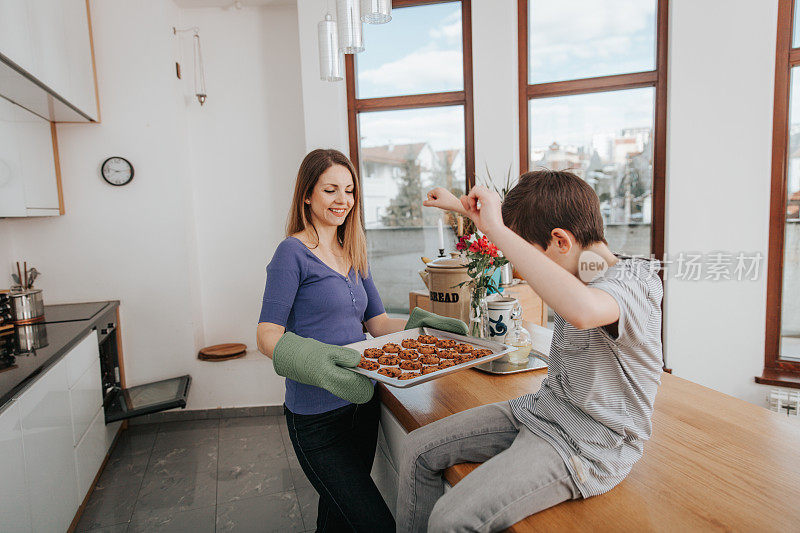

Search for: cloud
xmin=359 ymin=49 xmax=463 ymax=95
xmin=360 ymin=106 xmax=465 ymax=151
xmin=429 ymin=20 xmax=461 ymax=44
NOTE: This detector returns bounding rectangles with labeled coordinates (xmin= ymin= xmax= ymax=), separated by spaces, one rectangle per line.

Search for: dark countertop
xmin=0 ymin=301 xmax=118 ymax=412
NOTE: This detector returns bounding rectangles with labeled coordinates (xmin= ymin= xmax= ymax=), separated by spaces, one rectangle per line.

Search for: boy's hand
xmin=460 ymin=185 xmax=505 ymax=236
xmin=423 ymin=187 xmax=466 ymax=214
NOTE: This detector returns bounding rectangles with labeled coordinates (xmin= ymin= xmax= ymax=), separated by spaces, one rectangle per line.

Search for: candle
xmin=437 ymin=218 xmax=444 ymax=250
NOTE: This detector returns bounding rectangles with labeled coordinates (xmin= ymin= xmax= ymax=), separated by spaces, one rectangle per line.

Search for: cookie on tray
xmin=378 ymin=355 xmax=401 ymax=366
xmin=357 ymin=359 xmax=379 ymax=371
xmin=400 ymin=360 xmax=422 ymax=371
xmin=382 ymin=343 xmax=401 ymax=353
xmin=363 ymin=348 xmax=384 ymax=359
xmin=473 ymin=349 xmax=493 ymax=357
xmin=438 ymin=360 xmax=455 ymax=368
xmin=436 ymin=339 xmax=457 ymax=349
xmin=418 ymin=345 xmax=438 ymax=355
xmin=398 ymin=372 xmax=420 ymax=380
xmin=417 ymin=334 xmax=438 ymax=345
xmin=455 ymin=343 xmax=474 ymax=354
xmin=420 ymin=355 xmax=440 ymax=365
xmin=401 ymin=339 xmax=419 ymax=349
xmin=399 ymin=349 xmax=419 ymax=360
xmin=438 ymin=349 xmax=458 ymax=359
xmin=421 ymin=365 xmax=440 ymax=375
xmin=378 ymin=367 xmax=402 ymax=378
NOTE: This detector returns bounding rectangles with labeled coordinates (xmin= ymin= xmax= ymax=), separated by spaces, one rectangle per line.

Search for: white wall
xmin=0 ymin=0 xmax=305 ymax=409
xmin=663 ymin=0 xmax=778 ymax=405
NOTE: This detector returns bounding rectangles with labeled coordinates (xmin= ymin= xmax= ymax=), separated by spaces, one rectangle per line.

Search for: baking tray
xmin=346 ymin=327 xmax=512 ymax=388
xmin=472 ymin=353 xmax=548 ymax=375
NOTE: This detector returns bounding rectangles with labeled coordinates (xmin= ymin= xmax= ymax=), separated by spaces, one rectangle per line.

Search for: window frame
xmin=759 ymin=0 xmax=800 ymax=385
xmin=516 ymin=0 xmax=669 ymax=263
xmin=345 ymin=0 xmax=476 ymax=193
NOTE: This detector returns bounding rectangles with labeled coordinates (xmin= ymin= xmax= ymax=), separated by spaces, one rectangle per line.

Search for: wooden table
xmin=378 ymin=331 xmax=800 ymax=531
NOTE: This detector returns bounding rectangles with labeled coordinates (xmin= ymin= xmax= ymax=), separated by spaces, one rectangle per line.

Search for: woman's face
xmin=306 ymin=164 xmax=355 ymax=230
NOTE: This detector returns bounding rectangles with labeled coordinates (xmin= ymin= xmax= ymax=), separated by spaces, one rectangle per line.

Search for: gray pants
xmin=395 ymin=401 xmax=580 ymax=533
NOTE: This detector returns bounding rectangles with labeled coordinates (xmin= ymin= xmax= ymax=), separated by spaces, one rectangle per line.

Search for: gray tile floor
xmin=75 ymin=416 xmax=319 ymax=532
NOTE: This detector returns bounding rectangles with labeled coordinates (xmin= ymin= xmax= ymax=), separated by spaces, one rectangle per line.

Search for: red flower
xmin=469 ymin=241 xmax=481 ymax=253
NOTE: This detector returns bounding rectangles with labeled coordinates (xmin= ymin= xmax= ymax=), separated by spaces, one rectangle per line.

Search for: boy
xmin=396 ymin=170 xmax=663 ymax=532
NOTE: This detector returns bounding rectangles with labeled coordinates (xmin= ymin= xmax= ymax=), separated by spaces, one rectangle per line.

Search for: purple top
xmin=259 ymin=236 xmax=385 ymax=414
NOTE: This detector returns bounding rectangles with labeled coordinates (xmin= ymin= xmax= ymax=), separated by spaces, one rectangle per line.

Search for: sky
xmin=529 ymin=0 xmax=656 ymax=83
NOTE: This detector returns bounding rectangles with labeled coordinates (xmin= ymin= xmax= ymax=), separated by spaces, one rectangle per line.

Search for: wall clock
xmin=101 ymin=157 xmax=134 ymax=186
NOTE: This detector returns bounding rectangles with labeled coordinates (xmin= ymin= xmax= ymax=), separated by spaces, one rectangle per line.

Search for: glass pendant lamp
xmin=337 ymin=0 xmax=364 ymax=53
xmin=360 ymin=0 xmax=391 ymax=24
xmin=318 ymin=13 xmax=343 ymax=81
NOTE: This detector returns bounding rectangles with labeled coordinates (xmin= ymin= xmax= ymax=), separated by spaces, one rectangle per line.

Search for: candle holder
xmin=438 ymin=248 xmax=445 ymax=258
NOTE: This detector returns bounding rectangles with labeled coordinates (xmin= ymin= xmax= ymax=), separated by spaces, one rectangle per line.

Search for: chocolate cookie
xmin=438 ymin=350 xmax=458 ymax=359
xmin=473 ymin=349 xmax=493 ymax=357
xmin=363 ymin=348 xmax=384 ymax=359
xmin=399 ymin=360 xmax=422 ymax=371
xmin=418 ymin=345 xmax=438 ymax=355
xmin=417 ymin=334 xmax=438 ymax=345
xmin=420 ymin=355 xmax=440 ymax=365
xmin=382 ymin=343 xmax=401 ymax=353
xmin=357 ymin=359 xmax=379 ymax=371
xmin=378 ymin=355 xmax=400 ymax=366
xmin=436 ymin=339 xmax=457 ymax=349
xmin=378 ymin=367 xmax=402 ymax=378
xmin=401 ymin=339 xmax=419 ymax=349
xmin=455 ymin=343 xmax=474 ymax=354
xmin=421 ymin=365 xmax=440 ymax=374
xmin=398 ymin=372 xmax=420 ymax=380
xmin=438 ymin=360 xmax=455 ymax=368
xmin=398 ymin=349 xmax=419 ymax=360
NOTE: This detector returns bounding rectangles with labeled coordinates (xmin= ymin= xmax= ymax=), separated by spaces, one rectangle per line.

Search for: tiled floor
xmin=75 ymin=416 xmax=319 ymax=532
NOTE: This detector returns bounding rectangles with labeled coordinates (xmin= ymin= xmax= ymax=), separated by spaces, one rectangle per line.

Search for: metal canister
xmin=10 ymin=289 xmax=44 ymax=324
xmin=418 ymin=255 xmax=471 ymax=324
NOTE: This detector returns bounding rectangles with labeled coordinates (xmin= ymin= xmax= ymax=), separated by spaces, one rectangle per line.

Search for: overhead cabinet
xmin=0 ymin=0 xmax=98 ymax=122
xmin=0 ymin=97 xmax=60 ymax=217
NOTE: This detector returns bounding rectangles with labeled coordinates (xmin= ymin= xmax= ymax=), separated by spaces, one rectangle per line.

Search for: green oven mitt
xmin=404 ymin=307 xmax=468 ymax=336
xmin=272 ymin=332 xmax=374 ymax=404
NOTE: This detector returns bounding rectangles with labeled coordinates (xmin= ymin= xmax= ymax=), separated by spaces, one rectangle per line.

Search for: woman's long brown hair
xmin=286 ymin=149 xmax=368 ymax=278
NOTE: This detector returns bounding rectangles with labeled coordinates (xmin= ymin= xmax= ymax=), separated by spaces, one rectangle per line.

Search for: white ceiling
xmin=172 ymin=0 xmax=295 ymax=8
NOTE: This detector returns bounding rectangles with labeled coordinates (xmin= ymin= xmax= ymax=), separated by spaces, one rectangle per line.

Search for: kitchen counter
xmin=0 ymin=301 xmax=118 ymax=411
xmin=378 ymin=326 xmax=800 ymax=531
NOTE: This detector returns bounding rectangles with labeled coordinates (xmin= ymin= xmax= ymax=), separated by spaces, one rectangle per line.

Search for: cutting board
xmin=198 ymin=343 xmax=247 ymax=361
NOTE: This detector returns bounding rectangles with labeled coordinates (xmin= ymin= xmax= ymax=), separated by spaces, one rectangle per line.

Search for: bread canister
xmin=10 ymin=289 xmax=44 ymax=325
xmin=418 ymin=255 xmax=471 ymax=324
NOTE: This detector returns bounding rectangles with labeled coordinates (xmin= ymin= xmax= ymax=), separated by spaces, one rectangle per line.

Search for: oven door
xmin=104 ymin=375 xmax=191 ymax=423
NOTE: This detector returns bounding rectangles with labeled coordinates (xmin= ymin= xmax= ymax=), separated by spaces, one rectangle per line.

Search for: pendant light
xmin=318 ymin=13 xmax=343 ymax=81
xmin=360 ymin=0 xmax=391 ymax=24
xmin=192 ymin=32 xmax=207 ymax=105
xmin=336 ymin=0 xmax=364 ymax=53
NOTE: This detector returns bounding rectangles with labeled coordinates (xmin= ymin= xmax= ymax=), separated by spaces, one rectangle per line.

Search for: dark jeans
xmin=285 ymin=394 xmax=395 ymax=533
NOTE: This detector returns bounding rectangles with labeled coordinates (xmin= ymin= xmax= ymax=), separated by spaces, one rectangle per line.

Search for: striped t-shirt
xmin=509 ymin=257 xmax=663 ymax=497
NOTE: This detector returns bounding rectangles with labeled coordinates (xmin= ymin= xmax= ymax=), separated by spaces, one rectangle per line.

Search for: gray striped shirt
xmin=509 ymin=257 xmax=663 ymax=497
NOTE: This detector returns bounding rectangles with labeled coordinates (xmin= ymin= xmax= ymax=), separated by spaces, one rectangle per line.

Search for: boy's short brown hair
xmin=501 ymin=169 xmax=606 ymax=249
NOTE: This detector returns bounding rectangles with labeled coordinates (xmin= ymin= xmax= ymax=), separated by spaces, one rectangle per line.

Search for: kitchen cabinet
xmin=0 ymin=0 xmax=97 ymax=122
xmin=0 ymin=97 xmax=60 ymax=217
xmin=0 ymin=401 xmax=33 ymax=533
xmin=17 ymin=356 xmax=79 ymax=533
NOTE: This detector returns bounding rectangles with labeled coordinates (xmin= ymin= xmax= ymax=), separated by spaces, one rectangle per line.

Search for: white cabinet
xmin=0 ymin=401 xmax=33 ymax=533
xmin=0 ymin=0 xmax=97 ymax=122
xmin=18 ymin=357 xmax=79 ymax=533
xmin=74 ymin=408 xmax=106 ymax=499
xmin=0 ymin=97 xmax=59 ymax=217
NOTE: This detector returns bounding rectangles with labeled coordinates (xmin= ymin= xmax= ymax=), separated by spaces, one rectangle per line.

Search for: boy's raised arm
xmin=460 ymin=186 xmax=621 ymax=331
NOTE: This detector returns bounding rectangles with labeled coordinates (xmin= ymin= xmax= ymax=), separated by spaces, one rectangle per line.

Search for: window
xmin=518 ymin=0 xmax=668 ymax=259
xmin=346 ymin=0 xmax=474 ymax=312
xmin=760 ymin=0 xmax=800 ymax=384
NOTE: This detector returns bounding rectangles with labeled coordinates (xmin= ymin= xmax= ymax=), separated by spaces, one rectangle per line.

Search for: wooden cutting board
xmin=198 ymin=343 xmax=247 ymax=361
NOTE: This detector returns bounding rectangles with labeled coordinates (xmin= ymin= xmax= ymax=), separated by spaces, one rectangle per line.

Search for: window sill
xmin=755 ymin=369 xmax=800 ymax=390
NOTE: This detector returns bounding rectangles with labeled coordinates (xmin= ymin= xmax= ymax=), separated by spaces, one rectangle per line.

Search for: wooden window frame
xmin=757 ymin=0 xmax=800 ymax=388
xmin=517 ymin=0 xmax=669 ymax=263
xmin=345 ymin=0 xmax=475 ymax=191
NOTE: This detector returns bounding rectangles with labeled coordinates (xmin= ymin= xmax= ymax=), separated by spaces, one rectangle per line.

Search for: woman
xmin=256 ymin=148 xmax=465 ymax=532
